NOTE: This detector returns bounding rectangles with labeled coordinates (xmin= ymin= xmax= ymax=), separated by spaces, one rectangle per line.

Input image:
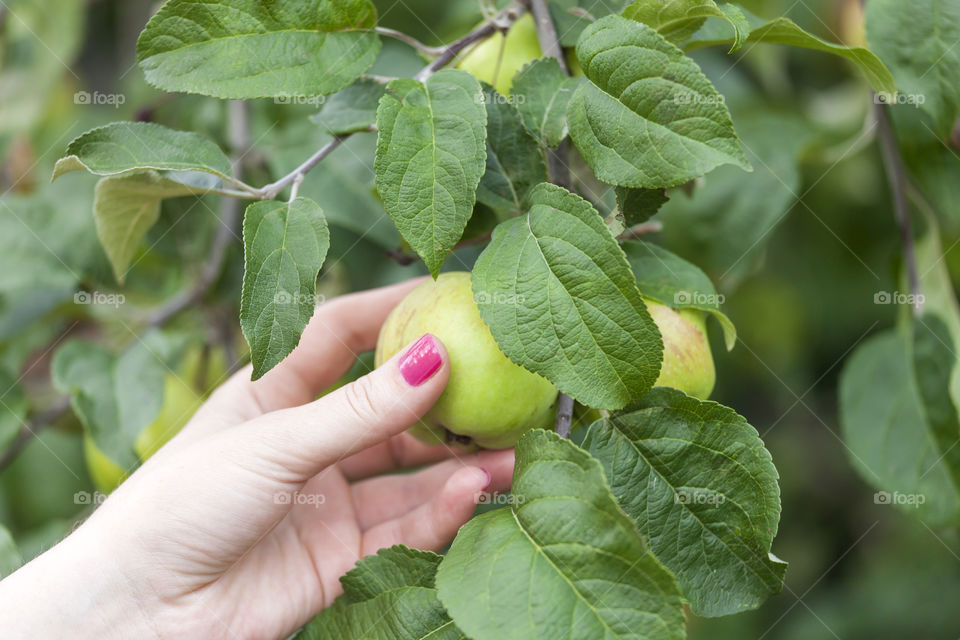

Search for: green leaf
xmin=477 ymin=84 xmax=549 ymax=218
xmin=657 ymin=108 xmax=811 ymax=287
xmin=614 ymin=186 xmax=668 ymax=225
xmin=865 ymin=0 xmax=960 ymax=135
xmin=623 ymin=241 xmax=736 ymax=349
xmin=840 ymin=315 xmax=960 ymax=527
xmin=296 ymin=546 xmax=464 ymax=640
xmin=568 ymin=15 xmax=750 ymax=189
xmin=473 ymin=182 xmax=662 ymax=409
xmin=437 ymin=430 xmax=684 ymax=640
xmin=311 ymin=79 xmax=387 ymax=135
xmin=137 ymin=0 xmax=381 ymax=99
xmin=240 ymin=198 xmax=330 ymax=380
xmin=583 ymin=388 xmax=785 ymax=616
xmin=52 ymin=331 xmax=186 ymax=468
xmin=93 ymin=172 xmax=214 ymax=283
xmin=375 ymin=70 xmax=487 ymax=276
xmin=511 ymin=58 xmax=583 ymax=148
xmin=0 ymin=524 xmax=22 ymax=579
xmin=622 ymin=0 xmax=750 ymax=51
xmin=548 ymin=0 xmax=629 ymax=47
xmin=52 ymin=123 xmax=235 ymax=184
xmin=686 ymin=8 xmax=896 ymax=95
xmin=0 ymin=367 xmax=28 ymax=454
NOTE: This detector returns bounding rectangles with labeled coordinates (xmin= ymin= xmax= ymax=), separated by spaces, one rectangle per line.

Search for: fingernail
xmin=480 ymin=467 xmax=491 ymax=490
xmin=398 ymin=334 xmax=442 ymax=386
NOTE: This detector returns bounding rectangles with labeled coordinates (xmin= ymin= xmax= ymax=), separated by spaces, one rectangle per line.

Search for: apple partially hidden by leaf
xmin=645 ymin=299 xmax=716 ymax=400
xmin=457 ymin=13 xmax=542 ymax=95
xmin=375 ymin=272 xmax=558 ymax=449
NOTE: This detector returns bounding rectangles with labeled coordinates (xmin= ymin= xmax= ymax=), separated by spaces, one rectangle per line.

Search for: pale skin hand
xmin=0 ymin=279 xmax=516 ymax=639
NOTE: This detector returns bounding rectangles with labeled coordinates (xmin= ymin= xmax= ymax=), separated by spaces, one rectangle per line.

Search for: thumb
xmin=233 ymin=333 xmax=449 ymax=484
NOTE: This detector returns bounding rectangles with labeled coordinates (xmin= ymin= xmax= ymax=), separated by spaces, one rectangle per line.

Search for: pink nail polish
xmin=480 ymin=467 xmax=491 ymax=490
xmin=398 ymin=334 xmax=442 ymax=386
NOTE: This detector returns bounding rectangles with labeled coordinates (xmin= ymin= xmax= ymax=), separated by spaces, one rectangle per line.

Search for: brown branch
xmin=554 ymin=393 xmax=574 ymax=438
xmin=0 ymin=397 xmax=71 ymax=473
xmin=874 ymin=99 xmax=921 ymax=315
xmin=617 ymin=220 xmax=663 ymax=241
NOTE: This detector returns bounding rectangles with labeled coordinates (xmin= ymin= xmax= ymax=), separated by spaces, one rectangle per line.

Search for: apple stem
xmin=555 ymin=393 xmax=574 ymax=438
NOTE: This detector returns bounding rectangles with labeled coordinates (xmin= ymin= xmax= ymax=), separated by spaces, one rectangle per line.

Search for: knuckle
xmin=341 ymin=376 xmax=384 ymax=423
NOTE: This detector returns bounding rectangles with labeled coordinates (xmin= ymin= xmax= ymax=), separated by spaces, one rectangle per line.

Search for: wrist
xmin=0 ymin=520 xmax=159 ymax=639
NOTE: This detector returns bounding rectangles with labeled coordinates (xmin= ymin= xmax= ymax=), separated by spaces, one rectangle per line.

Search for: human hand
xmin=0 ymin=279 xmax=515 ymax=639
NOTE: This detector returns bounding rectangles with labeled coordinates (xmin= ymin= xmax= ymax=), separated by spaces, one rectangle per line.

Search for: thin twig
xmin=555 ymin=394 xmax=574 ymax=438
xmin=617 ymin=220 xmax=663 ymax=241
xmin=149 ymin=100 xmax=250 ymax=327
xmin=527 ymin=0 xmax=571 ymax=188
xmin=374 ymin=27 xmax=445 ymax=56
xmin=385 ymin=231 xmax=493 ymax=265
xmin=288 ymin=173 xmax=305 ymax=203
xmin=414 ymin=3 xmax=525 ymax=82
xmin=0 ymin=397 xmax=71 ymax=473
xmin=874 ymin=99 xmax=921 ymax=316
xmin=257 ymin=135 xmax=348 ymax=201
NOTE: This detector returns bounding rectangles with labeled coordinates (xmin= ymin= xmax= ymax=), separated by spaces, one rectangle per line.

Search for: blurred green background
xmin=1 ymin=0 xmax=959 ymax=637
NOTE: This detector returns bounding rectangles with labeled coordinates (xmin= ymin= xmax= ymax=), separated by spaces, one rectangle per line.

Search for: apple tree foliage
xmin=0 ymin=0 xmax=955 ymax=636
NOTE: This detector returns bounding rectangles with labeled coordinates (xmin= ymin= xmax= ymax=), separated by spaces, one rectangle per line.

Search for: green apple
xmin=83 ymin=435 xmax=127 ymax=494
xmin=645 ymin=299 xmax=715 ymax=399
xmin=375 ymin=272 xmax=558 ymax=449
xmin=134 ymin=373 xmax=204 ymax=460
xmin=457 ymin=13 xmax=542 ymax=95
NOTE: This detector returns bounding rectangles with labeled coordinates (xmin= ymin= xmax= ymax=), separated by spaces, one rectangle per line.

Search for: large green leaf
xmin=477 ymin=84 xmax=548 ymax=218
xmin=52 ymin=123 xmax=235 ymax=184
xmin=375 ymin=70 xmax=487 ymax=276
xmin=511 ymin=58 xmax=584 ymax=148
xmin=614 ymin=186 xmax=669 ymax=226
xmin=568 ymin=15 xmax=750 ymax=189
xmin=437 ymin=430 xmax=684 ymax=640
xmin=240 ymin=198 xmax=330 ymax=380
xmin=137 ymin=0 xmax=381 ymax=99
xmin=623 ymin=241 xmax=736 ymax=349
xmin=296 ymin=546 xmax=464 ymax=640
xmin=584 ymin=388 xmax=785 ymax=616
xmin=51 ymin=331 xmax=186 ymax=468
xmin=686 ymin=8 xmax=896 ymax=95
xmin=840 ymin=315 xmax=960 ymax=527
xmin=92 ymin=172 xmax=214 ymax=283
xmin=866 ymin=0 xmax=960 ymax=135
xmin=622 ymin=0 xmax=750 ymax=51
xmin=473 ymin=183 xmax=662 ymax=409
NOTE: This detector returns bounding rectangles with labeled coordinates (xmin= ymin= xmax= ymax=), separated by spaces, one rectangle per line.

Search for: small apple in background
xmin=644 ymin=299 xmax=715 ymax=400
xmin=457 ymin=13 xmax=542 ymax=95
xmin=375 ymin=272 xmax=558 ymax=449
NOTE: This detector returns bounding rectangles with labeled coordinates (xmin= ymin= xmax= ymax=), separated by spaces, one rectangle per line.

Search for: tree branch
xmin=554 ymin=394 xmax=574 ymax=438
xmin=374 ymin=27 xmax=445 ymax=56
xmin=874 ymin=99 xmax=921 ymax=315
xmin=617 ymin=220 xmax=663 ymax=241
xmin=527 ymin=0 xmax=567 ymax=73
xmin=0 ymin=397 xmax=71 ymax=473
